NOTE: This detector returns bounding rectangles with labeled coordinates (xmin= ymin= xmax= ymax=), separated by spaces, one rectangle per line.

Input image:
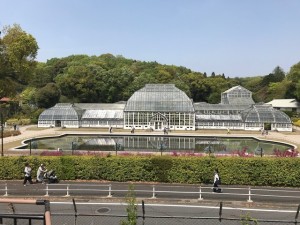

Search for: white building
xmin=267 ymin=99 xmax=300 ymax=113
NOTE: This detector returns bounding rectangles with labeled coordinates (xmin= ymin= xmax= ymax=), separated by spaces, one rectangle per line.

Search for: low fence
xmin=1 ymin=183 xmax=300 ymax=203
xmin=2 ymin=200 xmax=300 ymax=225
xmin=0 ymin=183 xmax=300 ymax=202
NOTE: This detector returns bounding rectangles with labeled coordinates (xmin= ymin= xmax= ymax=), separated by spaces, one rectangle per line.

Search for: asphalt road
xmin=0 ymin=201 xmax=298 ymax=225
xmin=1 ymin=181 xmax=300 ymax=205
xmin=1 ymin=181 xmax=300 ymax=224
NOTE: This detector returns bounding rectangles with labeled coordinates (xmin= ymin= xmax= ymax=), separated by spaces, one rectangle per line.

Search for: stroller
xmin=44 ymin=170 xmax=59 ymax=184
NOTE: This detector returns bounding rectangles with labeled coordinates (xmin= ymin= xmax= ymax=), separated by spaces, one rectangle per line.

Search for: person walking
xmin=36 ymin=164 xmax=47 ymax=183
xmin=23 ymin=163 xmax=33 ymax=186
xmin=131 ymin=126 xmax=135 ymax=134
xmin=213 ymin=169 xmax=221 ymax=193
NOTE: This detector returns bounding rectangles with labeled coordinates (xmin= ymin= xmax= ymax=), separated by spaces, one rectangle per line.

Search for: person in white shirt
xmin=23 ymin=163 xmax=33 ymax=186
xmin=213 ymin=169 xmax=221 ymax=192
xmin=37 ymin=164 xmax=47 ymax=183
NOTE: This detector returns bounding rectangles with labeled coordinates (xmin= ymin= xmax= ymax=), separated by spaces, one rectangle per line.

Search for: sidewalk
xmin=1 ymin=125 xmax=60 ymax=151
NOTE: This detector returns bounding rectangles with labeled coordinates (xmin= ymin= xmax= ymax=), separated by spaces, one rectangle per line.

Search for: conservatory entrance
xmin=55 ymin=120 xmax=61 ymax=127
xmin=149 ymin=113 xmax=168 ymax=130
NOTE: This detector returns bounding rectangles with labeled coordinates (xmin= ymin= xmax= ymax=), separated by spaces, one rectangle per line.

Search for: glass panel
xmin=124 ymin=84 xmax=194 ymax=112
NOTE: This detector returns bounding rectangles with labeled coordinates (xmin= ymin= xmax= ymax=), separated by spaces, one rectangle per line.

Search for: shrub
xmin=1 ymin=130 xmax=21 ymax=138
xmin=1 ymin=156 xmax=300 ymax=187
xmin=294 ymin=119 xmax=300 ymax=127
xmin=6 ymin=118 xmax=31 ymax=126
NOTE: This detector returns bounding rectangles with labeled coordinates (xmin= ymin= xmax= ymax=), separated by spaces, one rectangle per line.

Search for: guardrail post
xmin=247 ymin=186 xmax=253 ymax=202
xmin=4 ymin=183 xmax=8 ymax=196
xmin=151 ymin=185 xmax=156 ymax=199
xmin=142 ymin=200 xmax=145 ymax=225
xmin=45 ymin=184 xmax=49 ymax=197
xmin=65 ymin=184 xmax=70 ymax=197
xmin=219 ymin=202 xmax=223 ymax=222
xmin=295 ymin=204 xmax=300 ymax=222
xmin=107 ymin=184 xmax=112 ymax=197
xmin=198 ymin=186 xmax=203 ymax=200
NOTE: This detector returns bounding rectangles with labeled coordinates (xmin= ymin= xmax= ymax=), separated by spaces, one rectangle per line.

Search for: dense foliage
xmin=1 ymin=156 xmax=300 ymax=187
xmin=0 ymin=24 xmax=38 ymax=98
xmin=1 ymin=24 xmax=300 ymax=121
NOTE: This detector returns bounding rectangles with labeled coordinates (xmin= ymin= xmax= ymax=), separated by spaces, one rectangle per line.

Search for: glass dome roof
xmin=39 ymin=103 xmax=84 ymax=121
xmin=241 ymin=104 xmax=291 ymax=123
xmin=124 ymin=84 xmax=194 ymax=112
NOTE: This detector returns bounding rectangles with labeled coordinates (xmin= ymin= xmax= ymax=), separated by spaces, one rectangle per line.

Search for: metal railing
xmin=48 ymin=200 xmax=300 ymax=225
xmin=2 ymin=183 xmax=300 ymax=203
xmin=0 ymin=199 xmax=51 ymax=225
xmin=1 ymin=198 xmax=300 ymax=224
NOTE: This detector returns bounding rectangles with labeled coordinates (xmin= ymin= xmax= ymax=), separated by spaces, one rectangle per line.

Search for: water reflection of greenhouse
xmin=25 ymin=135 xmax=291 ymax=155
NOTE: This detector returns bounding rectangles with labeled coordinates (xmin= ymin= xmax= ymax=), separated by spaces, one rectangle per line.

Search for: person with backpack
xmin=213 ymin=168 xmax=222 ymax=193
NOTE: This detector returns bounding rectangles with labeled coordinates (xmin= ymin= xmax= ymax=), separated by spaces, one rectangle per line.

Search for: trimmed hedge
xmin=6 ymin=118 xmax=31 ymax=126
xmin=1 ymin=156 xmax=300 ymax=187
xmin=1 ymin=130 xmax=21 ymax=138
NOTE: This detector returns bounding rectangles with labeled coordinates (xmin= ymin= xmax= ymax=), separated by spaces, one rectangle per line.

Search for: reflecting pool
xmin=19 ymin=135 xmax=293 ymax=156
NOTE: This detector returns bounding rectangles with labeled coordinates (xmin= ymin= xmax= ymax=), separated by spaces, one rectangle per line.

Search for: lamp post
xmin=29 ymin=138 xmax=32 ymax=156
xmin=1 ymin=112 xmax=3 ymax=157
xmin=71 ymin=141 xmax=76 ymax=155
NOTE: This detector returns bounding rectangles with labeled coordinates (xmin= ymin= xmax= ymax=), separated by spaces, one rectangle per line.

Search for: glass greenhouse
xmin=38 ymin=103 xmax=84 ymax=128
xmin=241 ymin=104 xmax=292 ymax=131
xmin=38 ymin=84 xmax=292 ymax=132
xmin=124 ymin=84 xmax=195 ymax=130
xmin=221 ymin=85 xmax=255 ymax=105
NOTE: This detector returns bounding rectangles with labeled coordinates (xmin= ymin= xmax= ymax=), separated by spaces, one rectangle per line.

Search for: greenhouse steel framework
xmin=38 ymin=84 xmax=292 ymax=132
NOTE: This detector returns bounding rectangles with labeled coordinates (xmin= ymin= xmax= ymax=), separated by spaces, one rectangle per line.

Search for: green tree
xmin=200 ymin=77 xmax=231 ymax=103
xmin=266 ymin=82 xmax=285 ymax=101
xmin=55 ymin=64 xmax=107 ymax=103
xmin=29 ymin=63 xmax=55 ymax=88
xmin=20 ymin=87 xmax=37 ymax=106
xmin=181 ymin=72 xmax=206 ymax=101
xmin=1 ymin=24 xmax=39 ymax=82
xmin=35 ymin=83 xmax=61 ymax=108
xmin=286 ymin=61 xmax=300 ymax=101
xmin=0 ymin=24 xmax=38 ymax=98
xmin=296 ymin=80 xmax=300 ymax=101
xmin=272 ymin=66 xmax=285 ymax=82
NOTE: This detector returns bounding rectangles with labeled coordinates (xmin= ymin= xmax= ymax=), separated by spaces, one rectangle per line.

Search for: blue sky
xmin=1 ymin=0 xmax=300 ymax=77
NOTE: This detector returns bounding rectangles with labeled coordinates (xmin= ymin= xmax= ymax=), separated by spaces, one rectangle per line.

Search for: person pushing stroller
xmin=44 ymin=170 xmax=59 ymax=183
xmin=36 ymin=164 xmax=47 ymax=183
